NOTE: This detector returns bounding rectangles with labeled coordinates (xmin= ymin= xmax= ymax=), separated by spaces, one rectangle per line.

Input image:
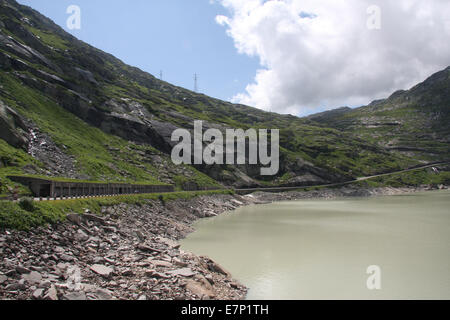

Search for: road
xmin=3 ymin=161 xmax=448 ymax=201
xmin=235 ymin=161 xmax=449 ymax=194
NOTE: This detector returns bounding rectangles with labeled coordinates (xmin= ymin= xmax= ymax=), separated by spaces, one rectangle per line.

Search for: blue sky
xmin=17 ymin=0 xmax=260 ymax=103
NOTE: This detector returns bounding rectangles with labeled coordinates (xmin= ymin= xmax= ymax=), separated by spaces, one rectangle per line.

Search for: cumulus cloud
xmin=215 ymin=0 xmax=450 ymax=115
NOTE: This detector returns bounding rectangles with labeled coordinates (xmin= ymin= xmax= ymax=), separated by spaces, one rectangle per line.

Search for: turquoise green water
xmin=181 ymin=190 xmax=450 ymax=300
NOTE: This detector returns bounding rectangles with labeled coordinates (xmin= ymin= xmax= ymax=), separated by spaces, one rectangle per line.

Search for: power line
xmin=194 ymin=73 xmax=198 ymax=92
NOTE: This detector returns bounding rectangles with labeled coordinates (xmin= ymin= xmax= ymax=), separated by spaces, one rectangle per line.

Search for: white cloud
xmin=215 ymin=0 xmax=450 ymax=115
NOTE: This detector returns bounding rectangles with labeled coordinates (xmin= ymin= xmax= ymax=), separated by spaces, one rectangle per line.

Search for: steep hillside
xmin=309 ymin=67 xmax=450 ymax=162
xmin=0 ymin=0 xmax=442 ymax=197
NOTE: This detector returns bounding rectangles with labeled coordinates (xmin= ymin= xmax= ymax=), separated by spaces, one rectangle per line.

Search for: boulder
xmin=82 ymin=214 xmax=106 ymax=225
xmin=44 ymin=285 xmax=59 ymax=300
xmin=204 ymin=211 xmax=217 ymax=218
xmin=90 ymin=264 xmax=114 ymax=278
xmin=207 ymin=260 xmax=231 ymax=277
xmin=22 ymin=271 xmax=42 ymax=284
xmin=92 ymin=288 xmax=114 ymax=300
xmin=32 ymin=288 xmax=44 ymax=299
xmin=66 ymin=213 xmax=82 ymax=225
xmin=75 ymin=229 xmax=89 ymax=242
xmin=5 ymin=282 xmax=27 ymax=291
xmin=0 ymin=275 xmax=7 ymax=284
xmin=167 ymin=268 xmax=195 ymax=277
xmin=185 ymin=280 xmax=215 ymax=299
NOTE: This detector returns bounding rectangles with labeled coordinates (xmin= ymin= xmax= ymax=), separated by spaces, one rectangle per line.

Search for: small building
xmin=7 ymin=176 xmax=174 ymax=198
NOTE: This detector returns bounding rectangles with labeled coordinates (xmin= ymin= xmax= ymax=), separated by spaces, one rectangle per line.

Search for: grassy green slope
xmin=0 ymin=189 xmax=233 ymax=230
xmin=0 ymin=0 xmax=443 ymax=191
xmin=0 ymin=71 xmax=221 ymax=194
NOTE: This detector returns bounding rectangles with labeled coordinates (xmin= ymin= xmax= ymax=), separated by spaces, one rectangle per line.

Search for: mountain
xmin=308 ymin=67 xmax=450 ymax=162
xmin=0 ymin=0 xmax=447 ymax=197
xmin=306 ymin=107 xmax=352 ymax=123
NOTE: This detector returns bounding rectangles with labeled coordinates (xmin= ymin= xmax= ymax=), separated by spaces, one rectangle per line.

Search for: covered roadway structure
xmin=7 ymin=176 xmax=174 ymax=199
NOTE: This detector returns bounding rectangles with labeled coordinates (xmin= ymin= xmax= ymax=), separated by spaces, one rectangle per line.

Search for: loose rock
xmin=167 ymin=268 xmax=195 ymax=277
xmin=90 ymin=264 xmax=114 ymax=278
xmin=0 ymin=194 xmax=250 ymax=300
xmin=44 ymin=285 xmax=59 ymax=300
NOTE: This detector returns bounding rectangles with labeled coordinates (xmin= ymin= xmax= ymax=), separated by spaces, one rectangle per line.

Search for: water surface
xmin=181 ymin=190 xmax=450 ymax=300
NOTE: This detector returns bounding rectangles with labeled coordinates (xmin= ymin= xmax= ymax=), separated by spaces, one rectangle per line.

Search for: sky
xmin=17 ymin=0 xmax=450 ymax=116
xmin=16 ymin=0 xmax=260 ymax=109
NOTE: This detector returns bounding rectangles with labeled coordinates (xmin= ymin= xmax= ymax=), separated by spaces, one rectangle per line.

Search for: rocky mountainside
xmin=308 ymin=67 xmax=450 ymax=162
xmin=0 ymin=0 xmax=447 ymax=196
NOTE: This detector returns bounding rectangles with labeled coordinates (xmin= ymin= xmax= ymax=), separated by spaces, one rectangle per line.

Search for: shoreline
xmin=245 ymin=184 xmax=448 ymax=203
xmin=0 ymin=193 xmax=256 ymax=300
xmin=0 ymin=184 xmax=447 ymax=300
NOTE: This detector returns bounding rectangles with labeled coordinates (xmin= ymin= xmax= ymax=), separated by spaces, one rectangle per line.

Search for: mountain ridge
xmin=0 ymin=0 xmax=448 ymax=197
xmin=308 ymin=66 xmax=450 ymax=161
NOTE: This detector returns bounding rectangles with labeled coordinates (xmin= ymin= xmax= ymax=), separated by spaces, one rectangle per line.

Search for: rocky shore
xmin=247 ymin=184 xmax=448 ymax=203
xmin=0 ymin=193 xmax=259 ymax=301
xmin=0 ymin=185 xmax=447 ymax=301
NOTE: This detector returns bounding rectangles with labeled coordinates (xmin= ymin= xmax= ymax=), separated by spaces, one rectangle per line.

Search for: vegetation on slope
xmin=0 ymin=70 xmax=220 ymax=193
xmin=0 ymin=189 xmax=234 ymax=230
xmin=356 ymin=167 xmax=450 ymax=188
xmin=0 ymin=0 xmax=447 ymax=193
